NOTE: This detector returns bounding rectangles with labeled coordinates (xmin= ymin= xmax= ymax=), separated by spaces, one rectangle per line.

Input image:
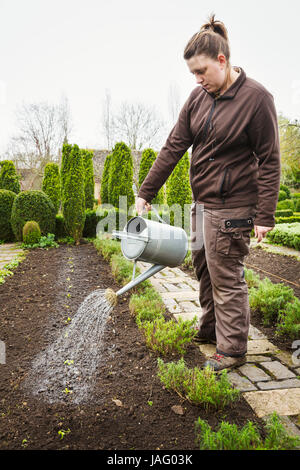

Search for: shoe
xmin=203 ymin=352 xmax=246 ymax=371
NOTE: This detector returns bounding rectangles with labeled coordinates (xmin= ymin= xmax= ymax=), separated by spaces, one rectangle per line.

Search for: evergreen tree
xmin=166 ymin=152 xmax=192 ymax=227
xmin=0 ymin=160 xmax=21 ymax=194
xmin=42 ymin=162 xmax=61 ymax=213
xmin=108 ymin=142 xmax=135 ymax=210
xmin=81 ymin=149 xmax=95 ymax=209
xmin=61 ymin=144 xmax=86 ymax=243
xmin=139 ymin=148 xmax=164 ymax=205
xmin=100 ymin=153 xmax=112 ymax=204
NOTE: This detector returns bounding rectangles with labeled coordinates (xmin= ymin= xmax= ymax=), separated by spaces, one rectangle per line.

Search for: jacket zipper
xmin=202 ymin=99 xmax=217 ymax=142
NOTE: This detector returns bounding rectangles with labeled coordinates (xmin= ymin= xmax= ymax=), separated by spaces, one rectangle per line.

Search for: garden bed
xmin=0 ymin=243 xmax=264 ymax=451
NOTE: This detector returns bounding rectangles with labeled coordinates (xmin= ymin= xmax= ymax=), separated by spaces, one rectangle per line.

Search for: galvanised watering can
xmin=111 ymin=207 xmax=189 ymax=299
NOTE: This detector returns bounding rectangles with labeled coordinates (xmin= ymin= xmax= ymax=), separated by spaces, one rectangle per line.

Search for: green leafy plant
xmin=244 ymin=267 xmax=261 ymax=288
xmin=21 ymin=233 xmax=58 ymax=250
xmin=266 ymin=222 xmax=300 ymax=250
xmin=276 ymin=297 xmax=300 ymax=339
xmin=249 ymin=277 xmax=295 ymax=325
xmin=157 ymin=358 xmax=239 ymax=409
xmin=129 ymin=287 xmax=165 ymax=323
xmin=194 ymin=412 xmax=300 ymax=450
xmin=139 ymin=317 xmax=197 ymax=356
xmin=58 ymin=428 xmax=71 ymax=440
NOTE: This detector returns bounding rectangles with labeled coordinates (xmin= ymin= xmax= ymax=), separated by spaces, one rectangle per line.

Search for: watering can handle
xmin=142 ymin=205 xmax=166 ymax=224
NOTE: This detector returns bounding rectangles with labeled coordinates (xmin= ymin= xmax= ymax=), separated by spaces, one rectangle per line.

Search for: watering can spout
xmin=115 ymin=263 xmax=165 ymax=297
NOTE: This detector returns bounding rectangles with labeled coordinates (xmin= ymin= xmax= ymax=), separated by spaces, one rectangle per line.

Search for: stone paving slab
xmin=238 ymin=364 xmax=271 ymax=382
xmin=243 ymin=389 xmax=300 ymax=417
xmin=173 ymin=312 xmax=201 ymax=323
xmin=257 ymin=379 xmax=300 ymax=390
xmin=227 ymin=371 xmax=257 ymax=392
xmin=247 ymin=339 xmax=278 ymax=355
xmin=260 ymin=360 xmax=296 ymax=380
xmin=161 ymin=290 xmax=199 ymax=301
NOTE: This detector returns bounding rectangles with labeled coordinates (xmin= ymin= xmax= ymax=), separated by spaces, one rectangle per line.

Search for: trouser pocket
xmin=216 ymin=217 xmax=254 ymax=257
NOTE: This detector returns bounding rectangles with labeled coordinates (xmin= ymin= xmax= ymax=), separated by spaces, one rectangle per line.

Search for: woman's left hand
xmin=254 ymin=225 xmax=273 ymax=243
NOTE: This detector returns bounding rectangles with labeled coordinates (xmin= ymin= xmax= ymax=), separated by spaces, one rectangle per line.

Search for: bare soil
xmin=0 ymin=243 xmax=264 ymax=451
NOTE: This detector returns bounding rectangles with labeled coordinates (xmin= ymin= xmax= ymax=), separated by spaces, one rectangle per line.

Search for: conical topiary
xmin=0 ymin=160 xmax=21 ymax=194
xmin=42 ymin=162 xmax=61 ymax=213
xmin=139 ymin=148 xmax=164 ymax=205
xmin=108 ymin=142 xmax=135 ymax=210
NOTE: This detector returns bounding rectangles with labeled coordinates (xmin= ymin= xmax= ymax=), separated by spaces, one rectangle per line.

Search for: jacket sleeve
xmin=247 ymin=92 xmax=281 ymax=227
xmin=138 ymin=97 xmax=194 ymax=203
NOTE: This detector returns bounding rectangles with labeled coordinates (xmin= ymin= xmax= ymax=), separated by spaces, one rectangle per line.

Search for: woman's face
xmin=186 ymin=54 xmax=227 ymax=93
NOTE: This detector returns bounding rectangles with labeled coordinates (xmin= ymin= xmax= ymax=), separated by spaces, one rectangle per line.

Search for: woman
xmin=136 ymin=14 xmax=281 ymax=371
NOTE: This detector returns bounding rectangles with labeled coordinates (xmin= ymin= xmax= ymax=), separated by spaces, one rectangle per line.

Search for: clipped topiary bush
xmin=81 ymin=149 xmax=95 ymax=210
xmin=100 ymin=153 xmax=112 ymax=204
xmin=0 ymin=160 xmax=21 ymax=194
xmin=279 ymin=183 xmax=291 ymax=199
xmin=22 ymin=220 xmax=41 ymax=245
xmin=276 ymin=199 xmax=294 ymax=211
xmin=108 ymin=142 xmax=135 ymax=210
xmin=139 ymin=148 xmax=164 ymax=204
xmin=0 ymin=189 xmax=17 ymax=241
xmin=61 ymin=144 xmax=86 ymax=243
xmin=11 ymin=190 xmax=56 ymax=241
xmin=166 ymin=151 xmax=192 ymax=228
xmin=42 ymin=162 xmax=61 ymax=213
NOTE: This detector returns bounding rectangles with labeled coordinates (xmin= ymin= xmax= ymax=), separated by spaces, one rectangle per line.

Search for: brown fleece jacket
xmin=138 ymin=67 xmax=281 ymax=227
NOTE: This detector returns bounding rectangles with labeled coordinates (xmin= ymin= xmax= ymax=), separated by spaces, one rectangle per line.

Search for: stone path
xmin=137 ymin=260 xmax=300 ymax=439
xmin=0 ymin=242 xmax=25 ymax=270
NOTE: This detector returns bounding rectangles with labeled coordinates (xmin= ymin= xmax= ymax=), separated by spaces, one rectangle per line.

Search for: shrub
xmin=194 ymin=412 xmax=300 ymax=450
xmin=93 ymin=236 xmax=122 ymax=260
xmin=11 ymin=190 xmax=56 ymax=241
xmin=83 ymin=209 xmax=100 ymax=238
xmin=107 ymin=142 xmax=135 ymax=210
xmin=279 ymin=183 xmax=291 ymax=199
xmin=275 ymin=216 xmax=300 ymax=224
xmin=249 ymin=277 xmax=295 ymax=325
xmin=166 ymin=152 xmax=192 ymax=228
xmin=276 ymin=199 xmax=294 ymax=211
xmin=61 ymin=144 xmax=86 ymax=243
xmin=244 ymin=268 xmax=261 ymax=288
xmin=100 ymin=153 xmax=112 ymax=204
xmin=129 ymin=287 xmax=165 ymax=322
xmin=0 ymin=189 xmax=17 ymax=241
xmin=21 ymin=233 xmax=58 ymax=250
xmin=22 ymin=220 xmax=41 ymax=245
xmin=157 ymin=358 xmax=240 ymax=409
xmin=266 ymin=223 xmax=300 ymax=250
xmin=138 ymin=317 xmax=198 ymax=356
xmin=81 ymin=149 xmax=95 ymax=209
xmin=278 ymin=189 xmax=288 ymax=202
xmin=276 ymin=297 xmax=300 ymax=339
xmin=139 ymin=148 xmax=164 ymax=204
xmin=275 ymin=209 xmax=294 ymax=218
xmin=293 ymin=197 xmax=300 ymax=212
xmin=42 ymin=163 xmax=61 ymax=213
xmin=55 ymin=214 xmax=67 ymax=239
xmin=0 ymin=160 xmax=21 ymax=194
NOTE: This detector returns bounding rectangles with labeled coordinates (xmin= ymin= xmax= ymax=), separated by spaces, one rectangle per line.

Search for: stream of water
xmin=25 ymin=289 xmax=114 ymax=404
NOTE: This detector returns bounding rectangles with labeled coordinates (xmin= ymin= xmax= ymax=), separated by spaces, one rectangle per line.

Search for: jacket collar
xmin=205 ymin=67 xmax=246 ymax=100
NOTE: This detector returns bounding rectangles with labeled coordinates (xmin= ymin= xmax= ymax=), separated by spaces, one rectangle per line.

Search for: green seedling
xmin=64 ymin=359 xmax=74 ymax=366
xmin=65 ymin=317 xmax=71 ymax=324
xmin=58 ymin=428 xmax=71 ymax=440
xmin=147 ymin=401 xmax=153 ymax=407
xmin=63 ymin=387 xmax=73 ymax=395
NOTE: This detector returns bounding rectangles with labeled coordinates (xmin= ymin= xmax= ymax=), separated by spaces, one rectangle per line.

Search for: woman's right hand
xmin=136 ymin=197 xmax=152 ymax=215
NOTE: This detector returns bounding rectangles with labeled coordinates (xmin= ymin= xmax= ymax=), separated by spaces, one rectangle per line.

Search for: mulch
xmin=0 ymin=243 xmax=265 ymax=451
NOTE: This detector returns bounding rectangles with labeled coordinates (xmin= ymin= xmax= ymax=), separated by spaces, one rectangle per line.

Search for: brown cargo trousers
xmin=190 ymin=203 xmax=257 ymax=357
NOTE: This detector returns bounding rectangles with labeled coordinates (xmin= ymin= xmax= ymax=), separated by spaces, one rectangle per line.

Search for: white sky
xmin=0 ymin=0 xmax=299 ymax=154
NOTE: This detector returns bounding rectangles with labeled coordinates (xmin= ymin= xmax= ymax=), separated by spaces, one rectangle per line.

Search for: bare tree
xmin=168 ymin=81 xmax=181 ymax=126
xmin=4 ymin=96 xmax=73 ymax=187
xmin=101 ymin=88 xmax=114 ymax=150
xmin=111 ymin=101 xmax=166 ymax=150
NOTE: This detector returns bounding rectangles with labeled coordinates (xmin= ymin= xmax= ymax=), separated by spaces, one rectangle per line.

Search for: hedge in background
xmin=42 ymin=162 xmax=61 ymax=213
xmin=0 ymin=189 xmax=17 ymax=241
xmin=100 ymin=153 xmax=112 ymax=204
xmin=108 ymin=142 xmax=135 ymax=209
xmin=0 ymin=160 xmax=20 ymax=194
xmin=61 ymin=144 xmax=86 ymax=243
xmin=266 ymin=222 xmax=300 ymax=250
xmin=81 ymin=149 xmax=95 ymax=210
xmin=139 ymin=148 xmax=164 ymax=204
xmin=11 ymin=190 xmax=56 ymax=241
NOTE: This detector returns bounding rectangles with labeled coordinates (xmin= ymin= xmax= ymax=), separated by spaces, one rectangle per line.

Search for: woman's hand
xmin=254 ymin=225 xmax=273 ymax=243
xmin=136 ymin=197 xmax=152 ymax=216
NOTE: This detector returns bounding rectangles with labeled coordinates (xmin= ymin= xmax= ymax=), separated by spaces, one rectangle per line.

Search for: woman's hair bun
xmin=200 ymin=13 xmax=229 ymax=42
